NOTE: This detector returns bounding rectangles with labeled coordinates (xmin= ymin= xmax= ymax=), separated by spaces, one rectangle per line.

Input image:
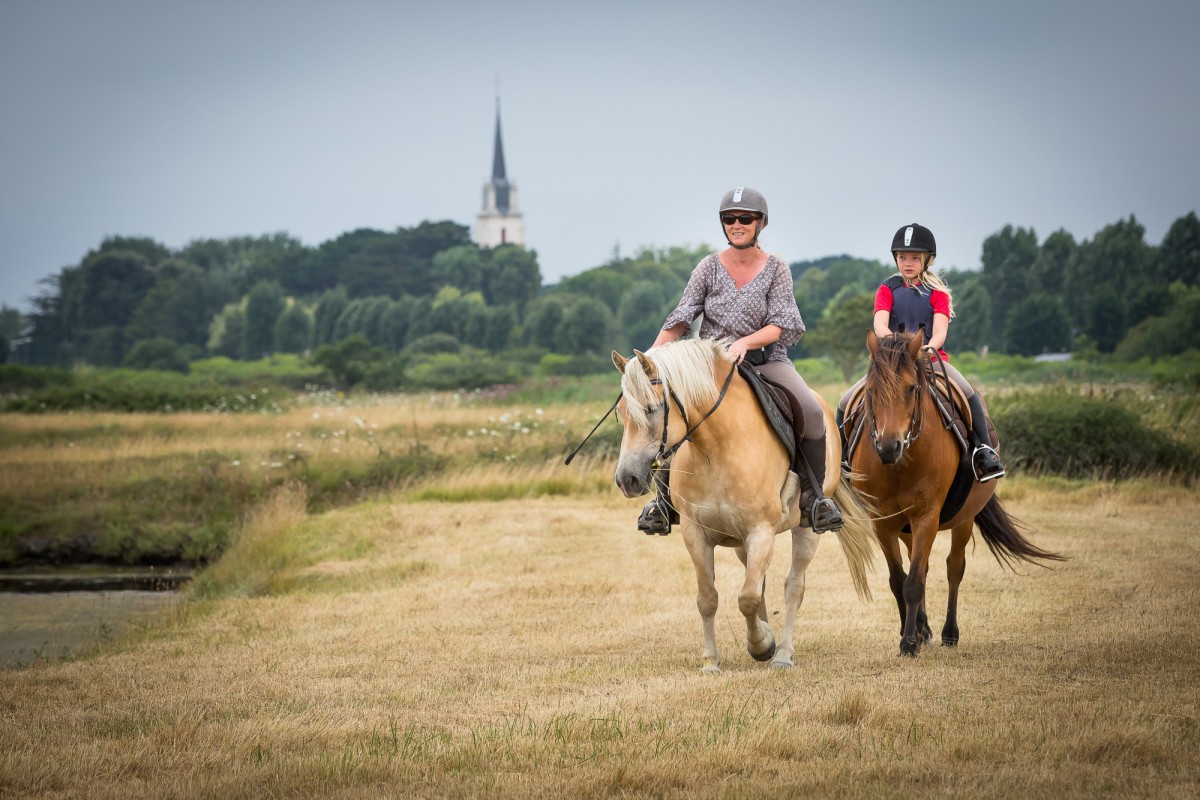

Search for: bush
xmin=123 ymin=337 xmax=190 ymax=373
xmin=0 ymin=367 xmax=288 ymax=413
xmin=536 ymin=352 xmax=612 ymax=377
xmin=404 ymin=333 xmax=461 ymax=355
xmin=991 ymin=390 xmax=1199 ymax=479
xmin=405 ymin=352 xmax=523 ymax=390
xmin=0 ymin=364 xmax=75 ymax=394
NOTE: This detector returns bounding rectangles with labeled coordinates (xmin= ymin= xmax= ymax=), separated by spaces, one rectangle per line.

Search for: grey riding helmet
xmin=719 ymin=186 xmax=769 ymax=224
xmin=719 ymin=187 xmax=768 ymax=248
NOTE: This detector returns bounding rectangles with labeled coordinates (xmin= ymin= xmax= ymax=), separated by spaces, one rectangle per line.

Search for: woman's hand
xmin=727 ymin=339 xmax=749 ymax=364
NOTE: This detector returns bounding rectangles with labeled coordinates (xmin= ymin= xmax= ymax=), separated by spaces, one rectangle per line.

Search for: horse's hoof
xmin=701 ymin=664 xmax=722 ymax=675
xmin=942 ymin=637 xmax=959 ymax=647
xmin=899 ymin=637 xmax=920 ymax=657
xmin=748 ymin=633 xmax=776 ymax=662
xmin=770 ymin=658 xmax=794 ymax=670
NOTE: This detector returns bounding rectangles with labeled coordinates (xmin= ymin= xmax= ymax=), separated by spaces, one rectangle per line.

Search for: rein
xmin=652 ymin=360 xmax=738 ymax=465
xmin=563 ymin=392 xmax=621 ymax=465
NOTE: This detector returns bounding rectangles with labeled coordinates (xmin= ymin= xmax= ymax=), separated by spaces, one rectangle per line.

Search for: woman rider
xmin=836 ymin=222 xmax=1005 ymax=482
xmin=637 ymin=186 xmax=844 ymax=535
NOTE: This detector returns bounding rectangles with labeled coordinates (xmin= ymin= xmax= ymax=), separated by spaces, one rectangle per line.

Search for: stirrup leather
xmin=971 ymin=444 xmax=1006 ymax=483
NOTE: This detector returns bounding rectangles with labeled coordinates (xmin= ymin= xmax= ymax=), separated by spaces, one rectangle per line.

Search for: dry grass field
xmin=1 ymin=464 xmax=1198 ymax=798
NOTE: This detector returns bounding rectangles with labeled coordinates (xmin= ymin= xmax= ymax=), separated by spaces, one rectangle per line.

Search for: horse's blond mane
xmin=619 ymin=339 xmax=728 ymax=433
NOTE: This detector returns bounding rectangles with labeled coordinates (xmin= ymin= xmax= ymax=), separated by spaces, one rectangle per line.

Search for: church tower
xmin=474 ymin=97 xmax=524 ymax=248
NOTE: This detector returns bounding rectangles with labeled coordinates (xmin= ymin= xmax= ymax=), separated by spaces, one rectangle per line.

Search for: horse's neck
xmin=676 ymin=376 xmax=787 ymax=471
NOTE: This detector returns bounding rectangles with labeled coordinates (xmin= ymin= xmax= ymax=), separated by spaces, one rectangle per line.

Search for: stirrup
xmin=808 ymin=497 xmax=844 ymax=534
xmin=971 ymin=445 xmax=1006 ymax=483
xmin=636 ymin=498 xmax=672 ymax=536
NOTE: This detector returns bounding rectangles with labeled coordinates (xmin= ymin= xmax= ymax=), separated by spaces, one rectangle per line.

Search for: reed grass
xmin=0 ymin=395 xmax=617 ymax=565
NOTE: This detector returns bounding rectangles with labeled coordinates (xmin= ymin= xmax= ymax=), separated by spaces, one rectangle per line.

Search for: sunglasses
xmin=721 ymin=213 xmax=760 ymax=226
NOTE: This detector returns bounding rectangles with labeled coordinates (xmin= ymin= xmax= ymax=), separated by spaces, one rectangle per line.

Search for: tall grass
xmin=0 ymin=394 xmax=617 ymax=565
xmin=1 ymin=377 xmax=1195 ymax=567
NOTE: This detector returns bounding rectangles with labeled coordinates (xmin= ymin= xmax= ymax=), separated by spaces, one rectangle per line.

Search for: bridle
xmin=563 ymin=359 xmax=738 ymax=467
xmin=647 ymin=361 xmax=738 ymax=466
xmin=866 ymin=355 xmax=927 ymax=459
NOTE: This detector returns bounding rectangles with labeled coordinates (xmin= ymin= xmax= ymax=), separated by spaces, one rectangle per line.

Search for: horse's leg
xmin=916 ymin=559 xmax=933 ymax=644
xmin=900 ymin=516 xmax=939 ymax=656
xmin=737 ymin=529 xmax=777 ymax=663
xmin=898 ymin=533 xmax=930 ymax=640
xmin=683 ymin=527 xmax=721 ymax=673
xmin=942 ymin=521 xmax=972 ymax=646
xmin=772 ymin=527 xmax=819 ymax=669
xmin=877 ymin=529 xmax=908 ymax=634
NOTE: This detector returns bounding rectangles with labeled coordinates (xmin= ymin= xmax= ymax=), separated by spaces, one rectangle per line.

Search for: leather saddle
xmin=737 ymin=362 xmax=799 ymax=468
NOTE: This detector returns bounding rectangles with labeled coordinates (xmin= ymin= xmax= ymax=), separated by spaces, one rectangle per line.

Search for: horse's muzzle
xmin=614 ymin=470 xmax=651 ymax=498
xmin=875 ymin=439 xmax=905 ymax=465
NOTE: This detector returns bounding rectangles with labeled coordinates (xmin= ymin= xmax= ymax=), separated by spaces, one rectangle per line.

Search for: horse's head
xmin=610 ymin=340 xmax=723 ymax=497
xmin=864 ymin=331 xmax=927 ymax=465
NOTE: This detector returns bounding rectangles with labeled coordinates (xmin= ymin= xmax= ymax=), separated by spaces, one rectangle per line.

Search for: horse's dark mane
xmin=867 ymin=333 xmax=924 ymax=399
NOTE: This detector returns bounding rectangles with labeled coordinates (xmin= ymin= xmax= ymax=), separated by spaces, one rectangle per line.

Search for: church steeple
xmin=490 ymin=98 xmax=510 ymax=214
xmin=475 ymin=94 xmax=524 ymax=248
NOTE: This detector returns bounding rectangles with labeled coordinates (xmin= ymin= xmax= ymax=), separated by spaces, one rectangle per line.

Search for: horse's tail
xmin=831 ymin=480 xmax=877 ymax=602
xmin=976 ymin=495 xmax=1066 ymax=572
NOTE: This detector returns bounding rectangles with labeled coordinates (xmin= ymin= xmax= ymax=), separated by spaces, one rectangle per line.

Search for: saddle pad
xmin=737 ymin=363 xmax=796 ymax=464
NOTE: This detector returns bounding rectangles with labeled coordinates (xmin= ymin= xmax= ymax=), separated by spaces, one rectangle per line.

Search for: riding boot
xmin=636 ymin=467 xmax=677 ymax=535
xmin=967 ymin=393 xmax=1006 ymax=482
xmin=799 ymin=436 xmax=844 ymax=533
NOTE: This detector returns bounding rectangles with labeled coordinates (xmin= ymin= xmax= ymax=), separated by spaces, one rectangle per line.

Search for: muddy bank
xmin=0 ymin=567 xmax=189 ymax=669
xmin=0 ymin=589 xmax=180 ymax=669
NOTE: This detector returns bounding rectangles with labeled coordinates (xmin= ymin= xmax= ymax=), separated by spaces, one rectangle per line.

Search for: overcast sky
xmin=2 ymin=0 xmax=1197 ymax=311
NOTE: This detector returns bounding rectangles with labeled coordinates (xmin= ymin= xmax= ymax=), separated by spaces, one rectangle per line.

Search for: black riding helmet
xmin=719 ymin=187 xmax=768 ymax=250
xmin=891 ymin=223 xmax=936 ymax=256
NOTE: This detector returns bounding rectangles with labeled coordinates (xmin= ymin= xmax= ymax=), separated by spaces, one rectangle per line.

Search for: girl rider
xmin=837 ymin=222 xmax=1005 ymax=483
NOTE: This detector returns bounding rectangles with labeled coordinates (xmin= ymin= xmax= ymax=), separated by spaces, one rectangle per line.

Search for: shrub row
xmin=990 ymin=390 xmax=1200 ymax=479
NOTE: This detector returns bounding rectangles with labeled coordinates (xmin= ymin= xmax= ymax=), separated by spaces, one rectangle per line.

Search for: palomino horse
xmin=846 ymin=331 xmax=1064 ymax=656
xmin=611 ymin=339 xmax=876 ymax=673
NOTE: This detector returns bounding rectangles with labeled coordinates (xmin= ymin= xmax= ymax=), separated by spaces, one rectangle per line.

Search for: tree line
xmin=2 ymin=211 xmax=1197 ymax=387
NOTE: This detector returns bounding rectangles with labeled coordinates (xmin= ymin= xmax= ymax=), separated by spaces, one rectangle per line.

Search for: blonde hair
xmin=896 ymin=253 xmax=955 ymax=319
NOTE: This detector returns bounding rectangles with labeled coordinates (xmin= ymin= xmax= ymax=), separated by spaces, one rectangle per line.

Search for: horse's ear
xmin=612 ymin=351 xmax=628 ymax=373
xmin=866 ymin=330 xmax=879 ymax=355
xmin=906 ymin=331 xmax=924 ymax=359
xmin=632 ymin=349 xmax=658 ymax=380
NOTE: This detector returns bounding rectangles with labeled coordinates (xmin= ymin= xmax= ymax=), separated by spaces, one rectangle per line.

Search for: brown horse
xmin=846 ymin=332 xmax=1064 ymax=656
xmin=612 ymin=339 xmax=877 ymax=673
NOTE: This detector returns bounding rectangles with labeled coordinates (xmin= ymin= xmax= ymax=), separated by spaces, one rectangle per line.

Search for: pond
xmin=0 ymin=566 xmax=190 ymax=669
